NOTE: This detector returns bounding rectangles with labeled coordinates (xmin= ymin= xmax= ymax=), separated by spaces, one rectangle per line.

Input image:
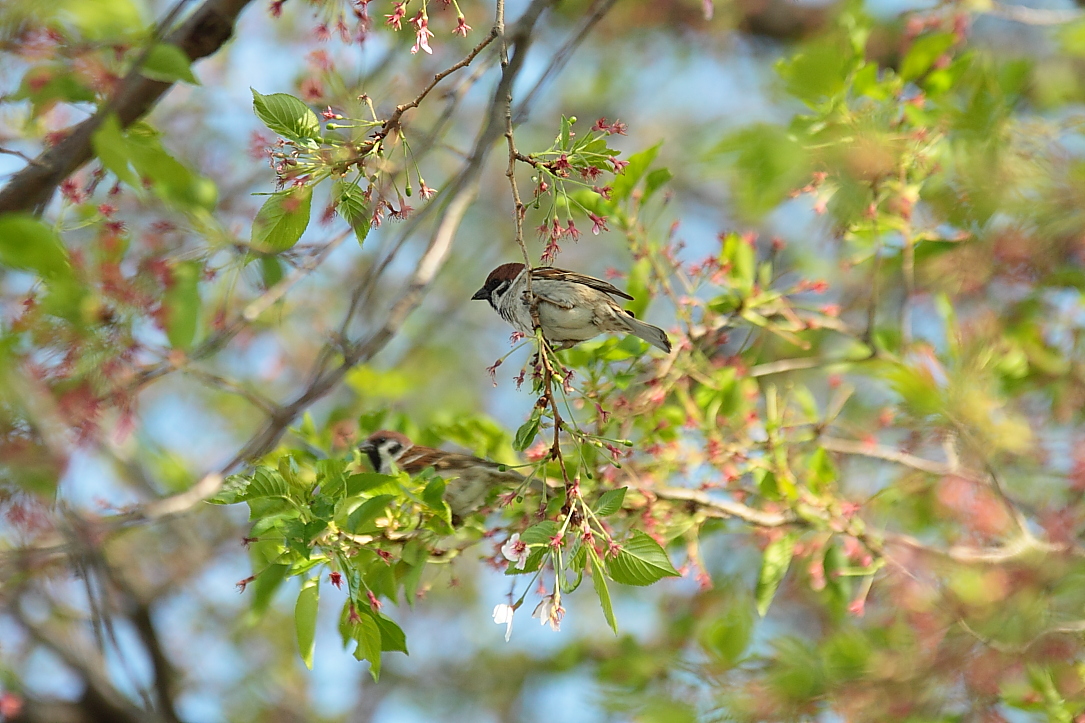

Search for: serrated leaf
xmin=756 ymin=533 xmax=796 ymax=616
xmin=373 ymin=612 xmax=409 ymax=654
xmin=335 ymin=182 xmax=371 ymax=245
xmin=520 ymin=521 xmax=559 ymax=546
xmin=295 ymin=578 xmax=319 ymax=669
xmin=0 ymin=213 xmax=72 ymax=280
xmin=346 ymin=494 xmax=395 ymax=533
xmin=163 ymin=260 xmax=201 ymax=350
xmin=594 ymin=487 xmax=627 ymax=517
xmin=353 ymin=611 xmax=383 ymax=680
xmin=513 ymin=411 xmax=541 ymax=452
xmin=606 ymin=530 xmax=680 ymax=586
xmin=251 ymin=186 xmax=312 ymax=253
xmin=588 ymin=548 xmax=617 ymax=633
xmin=252 ymin=89 xmax=321 ymax=141
xmin=345 ymin=472 xmax=400 ymax=496
xmin=244 ymin=468 xmax=293 ymax=501
xmin=611 ymin=141 xmax=662 ymax=202
xmin=140 ymin=43 xmax=198 ymax=84
xmin=207 ymin=473 xmax=251 ymax=504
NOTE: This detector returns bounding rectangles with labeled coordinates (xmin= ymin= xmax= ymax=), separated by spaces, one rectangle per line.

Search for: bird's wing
xmin=403 ymin=446 xmax=523 ymax=481
xmin=531 ymin=267 xmax=634 ymax=301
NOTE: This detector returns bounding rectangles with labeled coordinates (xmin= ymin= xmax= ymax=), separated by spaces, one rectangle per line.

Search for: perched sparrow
xmin=360 ymin=430 xmax=528 ymax=519
xmin=471 ymin=262 xmax=671 ymax=352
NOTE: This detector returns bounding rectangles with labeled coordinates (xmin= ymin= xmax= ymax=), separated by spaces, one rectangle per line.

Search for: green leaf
xmin=0 ymin=213 xmax=72 ymax=280
xmin=594 ymin=487 xmax=627 ymax=517
xmin=123 ymin=123 xmax=217 ymax=210
xmin=611 ymin=141 xmax=661 ymax=202
xmin=374 ymin=612 xmax=409 ymax=654
xmin=294 ymin=578 xmax=319 ymax=669
xmin=513 ymin=409 xmax=542 ymax=451
xmin=250 ymin=563 xmax=288 ymax=616
xmin=334 ymin=182 xmax=371 ymax=245
xmin=243 ymin=468 xmax=294 ymax=501
xmin=14 ymin=65 xmax=95 ymax=117
xmin=720 ymin=233 xmax=756 ymax=294
xmin=353 ymin=611 xmax=383 ymax=680
xmin=756 ymin=533 xmax=796 ymax=616
xmin=92 ymin=114 xmax=141 ymax=188
xmin=422 ymin=477 xmax=452 ymax=526
xmin=642 ymin=167 xmax=673 ymax=203
xmin=260 ymin=255 xmax=284 ymax=289
xmin=559 ymin=115 xmax=573 ymax=151
xmin=251 ymin=89 xmax=321 ymax=142
xmin=588 ymin=548 xmax=617 ymax=633
xmin=775 ymin=34 xmax=854 ymax=103
xmin=606 ymin=530 xmax=680 ymax=586
xmin=60 ymin=0 xmax=146 ymax=41
xmin=345 ymin=472 xmax=400 ymax=496
xmin=715 ymin=125 xmax=809 ymax=218
xmin=251 ymin=186 xmax=312 ymax=253
xmin=806 ymin=447 xmax=836 ymax=494
xmin=208 ymin=473 xmax=251 ymax=504
xmin=700 ymin=603 xmax=753 ymax=667
xmin=520 ymin=521 xmax=559 ymax=546
xmin=346 ymin=494 xmax=395 ymax=533
xmin=900 ymin=33 xmax=956 ymax=82
xmin=140 ymin=43 xmax=198 ymax=84
xmin=163 ymin=261 xmax=201 ymax=350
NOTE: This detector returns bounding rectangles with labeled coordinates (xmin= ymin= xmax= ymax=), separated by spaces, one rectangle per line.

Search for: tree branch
xmin=0 ymin=0 xmax=254 ymax=214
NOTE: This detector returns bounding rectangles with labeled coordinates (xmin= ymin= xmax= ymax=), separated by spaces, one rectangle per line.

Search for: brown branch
xmin=652 ymin=487 xmax=796 ymax=527
xmin=0 ymin=0 xmax=254 ymax=214
xmin=0 ymin=0 xmax=560 ymax=567
xmin=651 ymin=485 xmax=1079 ymax=565
xmin=11 ymin=604 xmax=162 ymax=723
xmin=376 ymin=28 xmax=500 ymax=142
xmin=819 ymin=436 xmax=964 ymax=477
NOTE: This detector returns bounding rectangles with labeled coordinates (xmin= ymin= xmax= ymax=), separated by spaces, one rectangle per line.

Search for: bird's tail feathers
xmin=624 ymin=316 xmax=672 ymax=353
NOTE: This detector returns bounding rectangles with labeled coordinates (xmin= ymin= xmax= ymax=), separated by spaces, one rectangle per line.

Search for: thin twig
xmin=377 ymin=28 xmax=500 ymax=142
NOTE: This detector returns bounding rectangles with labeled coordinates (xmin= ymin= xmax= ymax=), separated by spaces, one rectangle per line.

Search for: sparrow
xmin=359 ymin=430 xmax=529 ymax=519
xmin=471 ymin=262 xmax=671 ymax=352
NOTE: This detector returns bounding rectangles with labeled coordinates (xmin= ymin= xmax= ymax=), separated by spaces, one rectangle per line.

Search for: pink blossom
xmin=409 ymin=11 xmax=434 ymax=54
xmin=532 ymin=594 xmax=565 ymax=631
xmin=501 ymin=533 xmax=529 ymax=570
xmin=385 ymin=1 xmax=406 ymax=30
xmin=588 ymin=212 xmax=609 ymax=235
xmin=453 ymin=15 xmax=471 ymax=36
xmin=492 ymin=603 xmax=516 ymax=641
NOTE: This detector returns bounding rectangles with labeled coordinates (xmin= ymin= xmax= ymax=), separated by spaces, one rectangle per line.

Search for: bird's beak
xmin=359 ymin=441 xmax=375 ymax=455
xmin=471 ymin=287 xmax=488 ymax=301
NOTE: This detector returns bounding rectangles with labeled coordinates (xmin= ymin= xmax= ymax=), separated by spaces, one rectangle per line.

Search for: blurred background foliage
xmin=4 ymin=0 xmax=1085 ymax=720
